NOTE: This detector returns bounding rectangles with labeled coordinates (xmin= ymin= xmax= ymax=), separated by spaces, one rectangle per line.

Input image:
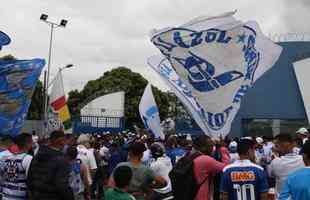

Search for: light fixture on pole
xmin=40 ymin=13 xmax=69 ymax=135
xmin=48 ymin=64 xmax=74 ymax=88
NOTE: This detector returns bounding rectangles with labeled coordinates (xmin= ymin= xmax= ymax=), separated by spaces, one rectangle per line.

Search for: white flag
xmin=139 ymin=84 xmax=164 ymax=140
xmin=147 ymin=55 xmax=210 ymax=135
xmin=150 ymin=12 xmax=282 ymax=138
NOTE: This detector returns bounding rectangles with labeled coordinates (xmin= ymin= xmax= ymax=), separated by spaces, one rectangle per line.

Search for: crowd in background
xmin=0 ymin=127 xmax=309 ymax=200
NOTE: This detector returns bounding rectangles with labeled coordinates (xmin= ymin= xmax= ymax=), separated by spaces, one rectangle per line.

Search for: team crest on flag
xmin=150 ymin=12 xmax=282 ymax=137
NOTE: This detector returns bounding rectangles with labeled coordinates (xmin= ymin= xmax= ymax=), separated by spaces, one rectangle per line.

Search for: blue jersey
xmin=166 ymin=147 xmax=186 ymax=166
xmin=220 ymin=160 xmax=268 ymax=200
xmin=278 ymin=167 xmax=310 ymax=200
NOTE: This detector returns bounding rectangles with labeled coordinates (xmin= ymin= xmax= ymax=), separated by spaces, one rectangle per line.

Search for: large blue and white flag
xmin=0 ymin=59 xmax=45 ymax=136
xmin=150 ymin=11 xmax=282 ymax=138
xmin=148 ymin=55 xmax=210 ymax=135
xmin=139 ymin=83 xmax=165 ymax=140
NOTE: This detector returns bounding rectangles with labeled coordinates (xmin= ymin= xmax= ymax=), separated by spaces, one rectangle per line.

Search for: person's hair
xmin=193 ymin=135 xmax=211 ymax=150
xmin=49 ymin=130 xmax=65 ymax=142
xmin=166 ymin=135 xmax=178 ymax=148
xmin=66 ymin=146 xmax=78 ymax=160
xmin=237 ymin=139 xmax=255 ymax=156
xmin=303 ymin=140 xmax=310 ymax=158
xmin=113 ymin=166 xmax=133 ymax=188
xmin=128 ymin=142 xmax=146 ymax=156
xmin=15 ymin=133 xmax=32 ymax=148
xmin=0 ymin=135 xmax=13 ymax=147
xmin=275 ymin=134 xmax=293 ymax=143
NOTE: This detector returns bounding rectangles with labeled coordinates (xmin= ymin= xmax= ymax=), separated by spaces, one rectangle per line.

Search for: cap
xmin=229 ymin=141 xmax=238 ymax=148
xmin=256 ymin=137 xmax=264 ymax=144
xmin=296 ymin=127 xmax=309 ymax=136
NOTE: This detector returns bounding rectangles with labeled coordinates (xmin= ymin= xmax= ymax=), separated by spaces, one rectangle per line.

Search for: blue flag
xmin=0 ymin=31 xmax=11 ymax=49
xmin=139 ymin=84 xmax=164 ymax=140
xmin=0 ymin=59 xmax=45 ymax=136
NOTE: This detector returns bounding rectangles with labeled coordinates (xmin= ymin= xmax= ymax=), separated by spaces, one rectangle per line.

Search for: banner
xmin=47 ymin=106 xmax=63 ymax=134
xmin=150 ymin=12 xmax=282 ymax=137
xmin=148 ymin=55 xmax=210 ymax=134
xmin=0 ymin=31 xmax=11 ymax=49
xmin=49 ymin=71 xmax=71 ymax=129
xmin=139 ymin=83 xmax=164 ymax=140
xmin=0 ymin=59 xmax=45 ymax=136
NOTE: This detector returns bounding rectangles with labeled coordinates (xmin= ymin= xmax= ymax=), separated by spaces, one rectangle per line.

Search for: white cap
xmin=296 ymin=127 xmax=308 ymax=136
xmin=256 ymin=137 xmax=264 ymax=144
xmin=229 ymin=141 xmax=238 ymax=148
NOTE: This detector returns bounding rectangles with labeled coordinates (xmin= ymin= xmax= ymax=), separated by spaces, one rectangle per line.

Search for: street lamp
xmin=47 ymin=64 xmax=74 ymax=89
xmin=40 ymin=13 xmax=69 ymax=135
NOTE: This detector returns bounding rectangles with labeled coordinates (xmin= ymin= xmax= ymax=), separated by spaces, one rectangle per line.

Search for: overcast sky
xmin=1 ymin=0 xmax=309 ymax=93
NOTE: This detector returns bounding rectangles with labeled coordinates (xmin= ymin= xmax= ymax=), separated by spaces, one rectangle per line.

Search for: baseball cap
xmin=296 ymin=127 xmax=309 ymax=136
xmin=256 ymin=137 xmax=264 ymax=144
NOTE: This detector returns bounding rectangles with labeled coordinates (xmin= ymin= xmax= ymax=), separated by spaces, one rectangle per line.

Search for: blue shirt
xmin=166 ymin=147 xmax=186 ymax=166
xmin=220 ymin=160 xmax=269 ymax=200
xmin=278 ymin=167 xmax=310 ymax=200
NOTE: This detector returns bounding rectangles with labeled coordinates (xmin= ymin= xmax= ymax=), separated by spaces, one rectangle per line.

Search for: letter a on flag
xmin=49 ymin=71 xmax=71 ymax=129
xmin=139 ymin=83 xmax=164 ymax=140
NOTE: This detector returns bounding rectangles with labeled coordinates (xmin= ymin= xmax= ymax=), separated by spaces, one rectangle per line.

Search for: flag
xmin=150 ymin=11 xmax=282 ymax=138
xmin=0 ymin=31 xmax=11 ymax=49
xmin=49 ymin=71 xmax=71 ymax=129
xmin=0 ymin=59 xmax=45 ymax=136
xmin=139 ymin=83 xmax=164 ymax=140
xmin=148 ymin=55 xmax=210 ymax=134
xmin=47 ymin=105 xmax=63 ymax=134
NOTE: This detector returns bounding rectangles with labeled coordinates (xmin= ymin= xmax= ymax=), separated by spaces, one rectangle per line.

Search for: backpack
xmin=168 ymin=152 xmax=206 ymax=200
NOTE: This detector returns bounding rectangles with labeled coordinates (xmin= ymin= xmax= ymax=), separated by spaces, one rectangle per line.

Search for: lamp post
xmin=48 ymin=64 xmax=74 ymax=88
xmin=40 ymin=14 xmax=68 ymax=135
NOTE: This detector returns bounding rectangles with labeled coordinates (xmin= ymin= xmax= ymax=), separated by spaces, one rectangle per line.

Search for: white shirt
xmin=149 ymin=156 xmax=173 ymax=194
xmin=267 ymin=153 xmax=305 ymax=197
xmin=77 ymin=145 xmax=97 ymax=171
xmin=142 ymin=149 xmax=151 ymax=164
xmin=77 ymin=145 xmax=97 ymax=184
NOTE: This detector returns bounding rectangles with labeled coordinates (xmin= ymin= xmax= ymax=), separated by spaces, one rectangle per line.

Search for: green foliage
xmin=67 ymin=67 xmax=173 ymax=130
xmin=0 ymin=54 xmax=16 ymax=60
xmin=27 ymin=80 xmax=44 ymax=120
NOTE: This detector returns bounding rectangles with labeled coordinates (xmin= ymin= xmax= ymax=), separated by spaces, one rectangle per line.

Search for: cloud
xmin=0 ymin=0 xmax=307 ymax=93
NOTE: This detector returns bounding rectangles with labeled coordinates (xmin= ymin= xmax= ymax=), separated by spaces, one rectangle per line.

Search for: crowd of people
xmin=0 ymin=127 xmax=309 ymax=200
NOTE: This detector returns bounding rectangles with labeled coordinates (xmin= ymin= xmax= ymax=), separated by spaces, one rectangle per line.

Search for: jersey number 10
xmin=233 ymin=184 xmax=255 ymax=200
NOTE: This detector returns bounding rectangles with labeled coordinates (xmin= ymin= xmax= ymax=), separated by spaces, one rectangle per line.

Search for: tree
xmin=0 ymin=54 xmax=16 ymax=61
xmin=67 ymin=67 xmax=173 ymax=130
xmin=27 ymin=80 xmax=44 ymax=120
